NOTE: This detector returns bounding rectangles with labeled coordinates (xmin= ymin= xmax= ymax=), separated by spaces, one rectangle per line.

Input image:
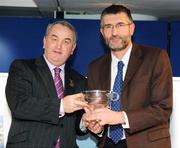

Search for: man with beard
xmin=83 ymin=4 xmax=173 ymax=148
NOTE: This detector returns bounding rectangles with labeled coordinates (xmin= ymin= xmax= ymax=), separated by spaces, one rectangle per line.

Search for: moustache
xmin=109 ymin=35 xmax=122 ymax=40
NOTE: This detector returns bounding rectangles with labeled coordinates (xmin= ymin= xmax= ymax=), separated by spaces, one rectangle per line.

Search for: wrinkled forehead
xmin=47 ymin=24 xmax=76 ymax=43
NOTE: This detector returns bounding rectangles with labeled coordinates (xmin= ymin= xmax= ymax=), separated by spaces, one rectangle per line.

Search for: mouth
xmin=109 ymin=37 xmax=122 ymax=44
xmin=54 ymin=50 xmax=62 ymax=54
xmin=110 ymin=36 xmax=121 ymax=41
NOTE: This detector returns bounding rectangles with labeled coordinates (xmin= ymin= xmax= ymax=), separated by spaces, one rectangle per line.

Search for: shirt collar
xmin=111 ymin=45 xmax=132 ymax=67
xmin=43 ymin=54 xmax=65 ymax=72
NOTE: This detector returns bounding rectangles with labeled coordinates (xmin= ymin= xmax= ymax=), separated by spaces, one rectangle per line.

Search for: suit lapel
xmin=100 ymin=54 xmax=111 ymax=90
xmin=35 ymin=56 xmax=57 ymax=98
xmin=123 ymin=44 xmax=143 ymax=88
xmin=64 ymin=66 xmax=75 ymax=95
xmin=35 ymin=57 xmax=77 ymax=97
xmin=100 ymin=48 xmax=143 ymax=90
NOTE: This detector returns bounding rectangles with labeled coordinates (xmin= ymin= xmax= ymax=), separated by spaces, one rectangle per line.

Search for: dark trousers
xmin=103 ymin=138 xmax=127 ymax=148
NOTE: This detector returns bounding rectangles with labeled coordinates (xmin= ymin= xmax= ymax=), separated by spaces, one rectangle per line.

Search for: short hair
xmin=45 ymin=20 xmax=77 ymax=43
xmin=101 ymin=5 xmax=133 ymax=26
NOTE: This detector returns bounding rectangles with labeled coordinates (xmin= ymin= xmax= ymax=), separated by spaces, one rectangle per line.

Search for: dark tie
xmin=54 ymin=67 xmax=64 ymax=148
xmin=109 ymin=61 xmax=124 ymax=144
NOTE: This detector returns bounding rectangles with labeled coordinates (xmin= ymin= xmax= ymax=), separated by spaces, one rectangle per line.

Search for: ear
xmin=130 ymin=23 xmax=135 ymax=36
xmin=70 ymin=43 xmax=76 ymax=55
xmin=43 ymin=37 xmax=46 ymax=48
xmin=100 ymin=28 xmax=105 ymax=38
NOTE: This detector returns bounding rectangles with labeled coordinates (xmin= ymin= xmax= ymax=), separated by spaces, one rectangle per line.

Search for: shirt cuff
xmin=79 ymin=118 xmax=87 ymax=132
xmin=121 ymin=111 xmax=130 ymax=129
xmin=59 ymin=100 xmax=65 ymax=118
xmin=97 ymin=129 xmax=104 ymax=137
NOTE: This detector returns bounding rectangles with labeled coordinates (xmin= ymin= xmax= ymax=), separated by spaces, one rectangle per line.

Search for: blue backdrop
xmin=170 ymin=22 xmax=180 ymax=76
xmin=0 ymin=18 xmax=175 ymax=76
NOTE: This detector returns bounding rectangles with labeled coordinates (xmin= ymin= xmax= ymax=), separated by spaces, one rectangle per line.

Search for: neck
xmin=111 ymin=43 xmax=132 ymax=60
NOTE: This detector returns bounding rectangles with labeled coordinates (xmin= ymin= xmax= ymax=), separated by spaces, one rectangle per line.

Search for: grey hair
xmin=45 ymin=20 xmax=77 ymax=43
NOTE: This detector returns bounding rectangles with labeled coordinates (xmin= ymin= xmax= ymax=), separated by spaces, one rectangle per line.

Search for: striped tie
xmin=54 ymin=67 xmax=64 ymax=148
xmin=54 ymin=67 xmax=64 ymax=99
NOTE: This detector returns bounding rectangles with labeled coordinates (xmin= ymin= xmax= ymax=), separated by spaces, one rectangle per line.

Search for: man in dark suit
xmin=84 ymin=5 xmax=173 ymax=148
xmin=5 ymin=21 xmax=88 ymax=148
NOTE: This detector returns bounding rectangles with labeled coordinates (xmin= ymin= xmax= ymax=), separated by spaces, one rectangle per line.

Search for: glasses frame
xmin=102 ymin=22 xmax=132 ymax=31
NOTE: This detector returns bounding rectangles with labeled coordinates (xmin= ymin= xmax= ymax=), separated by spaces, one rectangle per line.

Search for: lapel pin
xmin=69 ymin=79 xmax=74 ymax=87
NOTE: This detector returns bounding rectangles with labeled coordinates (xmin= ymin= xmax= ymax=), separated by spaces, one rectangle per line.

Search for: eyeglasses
xmin=102 ymin=22 xmax=132 ymax=31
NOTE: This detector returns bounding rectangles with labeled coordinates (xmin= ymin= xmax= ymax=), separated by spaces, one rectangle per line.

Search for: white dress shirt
xmin=43 ymin=55 xmax=65 ymax=117
xmin=108 ymin=45 xmax=132 ymax=140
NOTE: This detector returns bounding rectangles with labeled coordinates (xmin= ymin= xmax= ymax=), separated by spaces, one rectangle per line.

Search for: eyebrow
xmin=104 ymin=21 xmax=129 ymax=25
xmin=50 ymin=34 xmax=73 ymax=42
xmin=50 ymin=34 xmax=58 ymax=38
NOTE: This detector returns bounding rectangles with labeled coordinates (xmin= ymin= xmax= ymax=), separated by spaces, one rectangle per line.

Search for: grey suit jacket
xmin=6 ymin=56 xmax=87 ymax=148
xmin=88 ymin=43 xmax=173 ymax=148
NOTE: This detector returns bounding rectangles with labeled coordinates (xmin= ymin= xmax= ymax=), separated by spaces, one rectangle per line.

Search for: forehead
xmin=48 ymin=24 xmax=74 ymax=38
xmin=101 ymin=13 xmax=130 ymax=24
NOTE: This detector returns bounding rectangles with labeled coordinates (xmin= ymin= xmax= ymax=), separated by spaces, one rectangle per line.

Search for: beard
xmin=105 ymin=35 xmax=129 ymax=51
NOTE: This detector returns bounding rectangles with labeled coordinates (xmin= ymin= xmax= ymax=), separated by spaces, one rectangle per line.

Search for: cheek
xmin=64 ymin=49 xmax=73 ymax=57
xmin=46 ymin=42 xmax=55 ymax=49
xmin=102 ymin=33 xmax=111 ymax=41
xmin=45 ymin=39 xmax=56 ymax=48
xmin=103 ymin=32 xmax=111 ymax=37
xmin=63 ymin=44 xmax=74 ymax=53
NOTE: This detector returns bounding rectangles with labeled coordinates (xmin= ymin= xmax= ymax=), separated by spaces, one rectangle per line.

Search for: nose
xmin=56 ymin=41 xmax=63 ymax=49
xmin=111 ymin=26 xmax=118 ymax=36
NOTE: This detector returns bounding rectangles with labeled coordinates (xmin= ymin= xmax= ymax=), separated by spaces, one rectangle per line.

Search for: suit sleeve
xmin=75 ymin=76 xmax=88 ymax=136
xmin=5 ymin=60 xmax=60 ymax=124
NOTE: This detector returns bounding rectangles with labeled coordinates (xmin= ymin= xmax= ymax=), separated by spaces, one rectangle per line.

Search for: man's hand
xmin=82 ymin=107 xmax=104 ymax=134
xmin=63 ymin=93 xmax=88 ymax=113
xmin=84 ymin=107 xmax=125 ymax=126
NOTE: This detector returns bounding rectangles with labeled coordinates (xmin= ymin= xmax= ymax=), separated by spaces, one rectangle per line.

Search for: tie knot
xmin=54 ymin=67 xmax=61 ymax=76
xmin=118 ymin=61 xmax=124 ymax=70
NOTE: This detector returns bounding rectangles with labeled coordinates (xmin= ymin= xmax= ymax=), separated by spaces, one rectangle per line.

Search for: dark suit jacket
xmin=88 ymin=43 xmax=173 ymax=148
xmin=5 ymin=56 xmax=87 ymax=148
